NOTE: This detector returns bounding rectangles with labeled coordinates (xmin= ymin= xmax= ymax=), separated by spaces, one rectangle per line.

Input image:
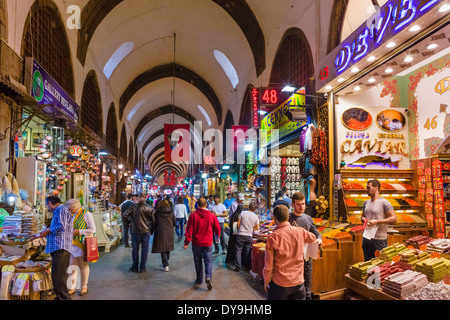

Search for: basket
xmin=1 ymin=239 xmax=29 ymax=246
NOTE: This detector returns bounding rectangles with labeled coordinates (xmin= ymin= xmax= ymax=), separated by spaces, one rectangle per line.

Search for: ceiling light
xmin=367 ymin=56 xmax=376 ymax=62
xmin=386 ymin=42 xmax=396 ymax=48
xmin=351 ymin=67 xmax=359 ymax=73
xmin=409 ymin=25 xmax=421 ymax=32
xmin=439 ymin=4 xmax=450 ymax=12
xmin=258 ymin=110 xmax=268 ymax=115
xmin=338 ymin=78 xmax=345 ymax=83
xmin=404 ymin=55 xmax=414 ymax=63
xmin=245 ymin=144 xmax=254 ymax=151
xmin=282 ymin=85 xmax=296 ymax=93
xmin=325 ymin=85 xmax=332 ymax=90
xmin=385 ymin=68 xmax=393 ymax=73
xmin=368 ymin=78 xmax=376 ymax=83
xmin=354 ymin=86 xmax=361 ymax=91
xmin=427 ymin=43 xmax=438 ymax=50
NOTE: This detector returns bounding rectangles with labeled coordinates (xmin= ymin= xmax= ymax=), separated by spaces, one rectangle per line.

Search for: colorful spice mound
xmin=345 ymin=198 xmax=358 ymax=207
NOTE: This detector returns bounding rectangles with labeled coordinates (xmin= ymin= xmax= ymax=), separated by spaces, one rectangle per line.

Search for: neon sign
xmin=252 ymin=88 xmax=259 ymax=128
xmin=334 ymin=0 xmax=441 ymax=75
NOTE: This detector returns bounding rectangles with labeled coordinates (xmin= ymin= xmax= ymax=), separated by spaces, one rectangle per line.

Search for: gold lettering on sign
xmin=340 ymin=140 xmax=409 ymax=156
xmin=435 ymin=77 xmax=450 ymax=95
xmin=341 ymin=140 xmax=351 ymax=153
xmin=363 ymin=139 xmax=378 ymax=153
xmin=350 ymin=140 xmax=363 ymax=154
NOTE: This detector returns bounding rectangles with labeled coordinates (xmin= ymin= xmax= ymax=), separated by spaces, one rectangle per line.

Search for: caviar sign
xmin=316 ymin=0 xmax=443 ymax=91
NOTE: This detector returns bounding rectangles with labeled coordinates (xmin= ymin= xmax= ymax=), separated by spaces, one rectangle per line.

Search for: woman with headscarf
xmin=151 ymin=200 xmax=176 ymax=272
xmin=66 ymin=199 xmax=96 ymax=296
xmin=225 ymin=204 xmax=244 ymax=267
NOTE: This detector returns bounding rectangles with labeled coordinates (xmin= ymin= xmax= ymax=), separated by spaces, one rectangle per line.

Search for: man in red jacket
xmin=184 ymin=197 xmax=221 ymax=290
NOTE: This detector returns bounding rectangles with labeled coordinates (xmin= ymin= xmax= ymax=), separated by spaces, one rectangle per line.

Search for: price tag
xmin=430 ymin=252 xmax=441 ymax=259
xmin=407 ymin=245 xmax=415 ymax=250
xmin=375 ymin=250 xmax=381 ymax=258
xmin=419 ymin=245 xmax=428 ymax=251
xmin=392 ymin=255 xmax=400 ymax=263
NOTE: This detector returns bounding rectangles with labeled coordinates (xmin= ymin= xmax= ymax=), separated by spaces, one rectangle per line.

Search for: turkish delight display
xmin=404 ymin=235 xmax=433 ymax=249
xmin=415 ymin=258 xmax=450 ymax=283
xmin=427 ymin=239 xmax=450 ymax=254
xmin=382 ymin=270 xmax=429 ymax=299
xmin=349 ymin=259 xmax=384 ymax=282
xmin=406 ymin=281 xmax=450 ymax=300
xmin=380 ymin=243 xmax=407 ymax=262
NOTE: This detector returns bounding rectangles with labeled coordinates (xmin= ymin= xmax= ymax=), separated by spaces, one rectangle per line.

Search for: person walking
xmin=174 ymin=196 xmax=188 ymax=241
xmin=361 ymin=179 xmax=397 ymax=261
xmin=210 ymin=194 xmax=228 ymax=255
xmin=33 ymin=196 xmax=73 ymax=300
xmin=151 ymin=200 xmax=176 ymax=272
xmin=123 ymin=193 xmax=155 ymax=273
xmin=223 ymin=193 xmax=235 ymax=210
xmin=225 ymin=204 xmax=244 ymax=267
xmin=120 ymin=193 xmax=136 ymax=247
xmin=66 ymin=199 xmax=96 ymax=296
xmin=289 ymin=192 xmax=322 ymax=300
xmin=233 ymin=203 xmax=259 ymax=272
xmin=183 ymin=198 xmax=221 ymax=290
xmin=272 ymin=190 xmax=290 ymax=209
xmin=263 ymin=205 xmax=316 ymax=300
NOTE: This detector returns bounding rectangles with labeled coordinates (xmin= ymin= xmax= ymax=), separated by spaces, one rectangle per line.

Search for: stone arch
xmin=105 ymin=103 xmax=118 ymax=157
xmin=21 ymin=0 xmax=74 ymax=97
xmin=119 ymin=124 xmax=127 ymax=161
xmin=269 ymin=27 xmax=314 ymax=91
xmin=80 ymin=70 xmax=103 ymax=136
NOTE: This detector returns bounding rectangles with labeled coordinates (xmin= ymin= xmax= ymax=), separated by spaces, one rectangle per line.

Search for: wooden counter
xmin=345 ymin=274 xmax=399 ymax=300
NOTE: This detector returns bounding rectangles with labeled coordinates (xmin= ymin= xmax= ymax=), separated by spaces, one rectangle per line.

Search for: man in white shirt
xmin=210 ymin=195 xmax=228 ymax=254
xmin=233 ymin=203 xmax=259 ymax=272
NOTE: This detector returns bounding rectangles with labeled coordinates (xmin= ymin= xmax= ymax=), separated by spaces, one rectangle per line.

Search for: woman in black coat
xmin=151 ymin=200 xmax=176 ymax=272
xmin=225 ymin=204 xmax=244 ymax=267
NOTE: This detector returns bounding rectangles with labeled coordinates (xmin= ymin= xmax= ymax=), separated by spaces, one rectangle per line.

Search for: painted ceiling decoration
xmin=119 ymin=63 xmax=222 ymax=124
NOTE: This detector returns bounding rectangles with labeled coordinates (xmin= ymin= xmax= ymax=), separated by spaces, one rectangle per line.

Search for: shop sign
xmin=251 ymin=88 xmax=259 ymax=128
xmin=25 ymin=58 xmax=80 ymax=123
xmin=260 ymin=88 xmax=306 ymax=147
xmin=336 ymin=105 xmax=410 ymax=170
xmin=315 ymin=0 xmax=444 ymax=92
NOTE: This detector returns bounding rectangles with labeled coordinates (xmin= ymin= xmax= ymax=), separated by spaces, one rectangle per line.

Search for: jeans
xmin=192 ymin=245 xmax=213 ymax=284
xmin=131 ymin=233 xmax=151 ymax=270
xmin=175 ymin=218 xmax=185 ymax=238
xmin=304 ymin=259 xmax=313 ymax=300
xmin=214 ymin=222 xmax=227 ymax=252
xmin=50 ymin=249 xmax=72 ymax=300
xmin=161 ymin=251 xmax=170 ymax=267
xmin=122 ymin=222 xmax=131 ymax=245
xmin=235 ymin=235 xmax=253 ymax=269
xmin=267 ymin=281 xmax=306 ymax=300
xmin=362 ymin=238 xmax=388 ymax=261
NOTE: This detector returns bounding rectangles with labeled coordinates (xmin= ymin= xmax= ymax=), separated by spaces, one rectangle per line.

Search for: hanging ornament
xmin=45 ymin=136 xmax=53 ymax=141
xmin=68 ymin=145 xmax=82 ymax=157
xmin=66 ymin=138 xmax=73 ymax=144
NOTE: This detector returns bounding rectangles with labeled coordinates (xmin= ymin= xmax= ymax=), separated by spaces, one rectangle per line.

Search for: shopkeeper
xmin=361 ymin=179 xmax=397 ymax=261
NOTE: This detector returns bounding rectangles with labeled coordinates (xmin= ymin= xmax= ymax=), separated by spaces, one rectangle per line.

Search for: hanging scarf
xmin=72 ymin=208 xmax=87 ymax=251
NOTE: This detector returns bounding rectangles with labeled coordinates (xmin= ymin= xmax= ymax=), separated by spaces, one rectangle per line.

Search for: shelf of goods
xmin=250 ymin=216 xmax=406 ymax=295
xmin=240 ymin=191 xmax=254 ymax=207
xmin=346 ymin=238 xmax=450 ymax=300
xmin=269 ymin=156 xmax=304 ymax=204
xmin=430 ymin=155 xmax=450 ymax=238
xmin=92 ymin=201 xmax=121 ymax=252
xmin=340 ymin=170 xmax=430 ymax=234
xmin=0 ymin=237 xmax=53 ymax=300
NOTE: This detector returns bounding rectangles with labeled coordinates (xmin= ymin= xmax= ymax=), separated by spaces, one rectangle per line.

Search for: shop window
xmin=269 ymin=28 xmax=314 ymax=91
xmin=22 ymin=1 xmax=74 ymax=97
xmin=106 ymin=103 xmax=118 ymax=156
xmin=80 ymin=70 xmax=103 ymax=135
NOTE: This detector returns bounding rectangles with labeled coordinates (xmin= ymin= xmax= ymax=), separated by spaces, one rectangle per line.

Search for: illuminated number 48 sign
xmin=260 ymin=88 xmax=281 ymax=106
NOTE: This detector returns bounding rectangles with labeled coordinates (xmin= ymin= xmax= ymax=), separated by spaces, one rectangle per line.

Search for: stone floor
xmin=69 ymin=235 xmax=267 ymax=300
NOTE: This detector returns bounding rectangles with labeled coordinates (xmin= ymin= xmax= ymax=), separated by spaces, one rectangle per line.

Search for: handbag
xmin=84 ymin=236 xmax=99 ymax=262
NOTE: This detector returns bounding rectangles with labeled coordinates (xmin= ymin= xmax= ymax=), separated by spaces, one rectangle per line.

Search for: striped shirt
xmin=45 ymin=204 xmax=73 ymax=254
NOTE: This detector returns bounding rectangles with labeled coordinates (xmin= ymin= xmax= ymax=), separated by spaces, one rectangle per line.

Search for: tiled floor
xmin=70 ymin=235 xmax=267 ymax=300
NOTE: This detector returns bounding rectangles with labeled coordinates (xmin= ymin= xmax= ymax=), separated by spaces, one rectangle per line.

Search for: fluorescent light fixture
xmin=427 ymin=43 xmax=438 ymax=50
xmin=198 ymin=105 xmax=212 ymax=126
xmin=386 ymin=42 xmax=396 ymax=48
xmin=99 ymin=151 xmax=108 ymax=156
xmin=338 ymin=78 xmax=345 ymax=83
xmin=258 ymin=110 xmax=268 ymax=115
xmin=325 ymin=85 xmax=332 ymax=91
xmin=222 ymin=165 xmax=231 ymax=170
xmin=404 ymin=55 xmax=414 ymax=63
xmin=439 ymin=4 xmax=450 ymax=12
xmin=351 ymin=67 xmax=359 ymax=73
xmin=103 ymin=42 xmax=134 ymax=80
xmin=409 ymin=25 xmax=421 ymax=32
xmin=282 ymin=85 xmax=296 ymax=93
xmin=245 ymin=144 xmax=253 ymax=151
xmin=385 ymin=68 xmax=393 ymax=73
xmin=367 ymin=56 xmax=376 ymax=62
xmin=213 ymin=50 xmax=239 ymax=89
xmin=368 ymin=78 xmax=376 ymax=83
